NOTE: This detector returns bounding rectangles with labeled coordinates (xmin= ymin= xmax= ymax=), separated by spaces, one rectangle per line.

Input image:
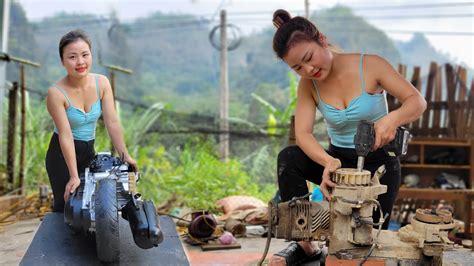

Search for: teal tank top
xmin=313 ymin=54 xmax=388 ymax=149
xmin=53 ymin=75 xmax=102 ymax=141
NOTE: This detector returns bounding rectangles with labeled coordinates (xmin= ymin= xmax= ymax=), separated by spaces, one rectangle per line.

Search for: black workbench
xmin=20 ymin=213 xmax=189 ymax=265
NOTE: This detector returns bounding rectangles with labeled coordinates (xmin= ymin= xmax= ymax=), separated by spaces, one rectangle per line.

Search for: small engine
xmin=329 ymin=165 xmax=387 ymax=257
xmin=264 ymin=165 xmax=387 ymax=263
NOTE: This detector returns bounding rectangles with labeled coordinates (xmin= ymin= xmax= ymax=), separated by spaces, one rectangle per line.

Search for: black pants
xmin=277 ymin=145 xmax=401 ymax=229
xmin=45 ymin=133 xmax=95 ymax=212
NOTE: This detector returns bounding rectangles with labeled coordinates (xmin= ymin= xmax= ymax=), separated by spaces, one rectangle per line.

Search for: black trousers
xmin=277 ymin=145 xmax=401 ymax=229
xmin=45 ymin=133 xmax=95 ymax=212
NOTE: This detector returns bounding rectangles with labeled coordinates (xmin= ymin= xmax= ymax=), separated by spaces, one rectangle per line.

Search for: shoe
xmin=274 ymin=242 xmax=322 ymax=265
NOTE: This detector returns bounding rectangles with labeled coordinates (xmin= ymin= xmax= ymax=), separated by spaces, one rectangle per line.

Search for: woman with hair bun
xmin=269 ymin=9 xmax=426 ymax=265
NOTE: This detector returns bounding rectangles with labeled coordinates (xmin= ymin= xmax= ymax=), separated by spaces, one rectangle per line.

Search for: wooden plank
xmin=445 ymin=63 xmax=457 ymax=137
xmin=410 ymin=66 xmax=422 ymax=130
xmin=327 ymin=230 xmax=423 ymax=261
xmin=410 ymin=127 xmax=448 ymax=136
xmin=456 ymin=67 xmax=468 ymax=138
xmin=6 ymin=83 xmax=18 ymax=188
xmin=464 ymin=196 xmax=472 ymax=236
xmin=409 ymin=138 xmax=471 ymax=146
xmin=398 ymin=64 xmax=407 ymax=78
xmin=432 ymin=65 xmax=442 ymax=132
xmin=397 ymin=188 xmax=474 ymax=200
xmin=326 ymin=256 xmax=387 ymax=266
xmin=441 ymin=249 xmax=474 ymax=265
xmin=470 ymin=140 xmax=474 ymax=206
xmin=421 ymin=62 xmax=437 ymax=134
xmin=429 ymin=101 xmax=467 ymax=109
xmin=201 ymin=243 xmax=241 ymax=251
xmin=400 ymin=164 xmax=470 ymax=169
xmin=469 ymin=79 xmax=474 ymax=138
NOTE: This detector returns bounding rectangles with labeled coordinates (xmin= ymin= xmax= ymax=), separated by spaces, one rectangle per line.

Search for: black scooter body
xmin=122 ymin=197 xmax=164 ymax=249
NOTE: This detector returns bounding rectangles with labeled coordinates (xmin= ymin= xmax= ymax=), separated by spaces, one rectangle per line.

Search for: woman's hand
xmin=373 ymin=116 xmax=398 ymax=151
xmin=124 ymin=155 xmax=139 ymax=173
xmin=320 ymin=158 xmax=341 ymax=200
xmin=64 ymin=176 xmax=81 ymax=202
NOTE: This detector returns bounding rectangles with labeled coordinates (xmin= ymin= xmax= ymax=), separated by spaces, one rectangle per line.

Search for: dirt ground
xmin=0 ymin=218 xmax=42 ymax=265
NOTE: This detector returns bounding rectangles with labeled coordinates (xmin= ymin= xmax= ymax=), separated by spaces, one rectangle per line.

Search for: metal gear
xmin=415 ymin=209 xmax=453 ymax=224
xmin=331 ymin=168 xmax=371 ymax=186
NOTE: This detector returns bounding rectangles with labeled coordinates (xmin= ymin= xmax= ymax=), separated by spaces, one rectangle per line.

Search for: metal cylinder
xmin=188 ymin=211 xmax=217 ymax=238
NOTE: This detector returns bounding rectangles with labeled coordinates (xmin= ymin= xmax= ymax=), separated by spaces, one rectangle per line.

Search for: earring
xmin=319 ymin=34 xmax=326 ymax=43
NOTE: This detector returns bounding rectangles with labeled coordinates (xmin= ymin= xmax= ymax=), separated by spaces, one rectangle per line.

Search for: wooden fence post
xmin=6 ymin=81 xmax=18 ymax=189
xmin=19 ymin=64 xmax=26 ymax=194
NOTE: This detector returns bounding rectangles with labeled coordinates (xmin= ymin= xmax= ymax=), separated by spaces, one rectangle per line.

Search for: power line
xmin=383 ymin=30 xmax=474 ymax=36
xmin=224 ymin=13 xmax=473 ymax=21
xmin=201 ymin=2 xmax=474 ymax=16
xmin=350 ymin=2 xmax=474 ymax=10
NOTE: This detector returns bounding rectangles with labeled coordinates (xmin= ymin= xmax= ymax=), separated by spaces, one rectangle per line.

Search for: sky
xmin=16 ymin=0 xmax=474 ymax=68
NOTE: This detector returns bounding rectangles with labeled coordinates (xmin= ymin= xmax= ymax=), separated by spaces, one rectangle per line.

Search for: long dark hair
xmin=58 ymin=29 xmax=92 ymax=61
xmin=272 ymin=9 xmax=323 ymax=59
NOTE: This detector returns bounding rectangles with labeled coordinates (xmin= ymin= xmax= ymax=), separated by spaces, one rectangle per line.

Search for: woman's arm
xmin=367 ymin=55 xmax=427 ymax=150
xmin=99 ymin=75 xmax=137 ymax=170
xmin=295 ymin=79 xmax=339 ymax=199
xmin=46 ymin=87 xmax=80 ymax=200
xmin=295 ymin=79 xmax=332 ymax=165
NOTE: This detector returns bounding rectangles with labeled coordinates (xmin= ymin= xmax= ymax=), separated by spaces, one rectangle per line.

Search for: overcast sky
xmin=16 ymin=0 xmax=474 ymax=68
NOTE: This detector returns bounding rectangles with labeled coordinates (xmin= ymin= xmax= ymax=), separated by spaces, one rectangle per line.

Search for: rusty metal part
xmin=188 ymin=211 xmax=217 ymax=238
xmin=399 ymin=208 xmax=455 ymax=257
xmin=258 ymin=198 xmax=329 ymax=266
xmin=331 ymin=168 xmax=371 ymax=186
xmin=273 ymin=199 xmax=330 ymax=241
xmin=335 ymin=249 xmax=353 ymax=260
xmin=329 ymin=166 xmax=387 ymax=259
xmin=415 ymin=209 xmax=453 ymax=224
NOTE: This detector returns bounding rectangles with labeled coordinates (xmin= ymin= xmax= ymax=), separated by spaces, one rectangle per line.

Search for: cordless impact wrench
xmin=354 ymin=120 xmax=410 ymax=171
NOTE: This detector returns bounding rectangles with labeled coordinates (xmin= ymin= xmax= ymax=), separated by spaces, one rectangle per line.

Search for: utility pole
xmin=305 ymin=0 xmax=310 ymax=19
xmin=0 ymin=0 xmax=11 ymax=161
xmin=219 ymin=10 xmax=229 ymax=161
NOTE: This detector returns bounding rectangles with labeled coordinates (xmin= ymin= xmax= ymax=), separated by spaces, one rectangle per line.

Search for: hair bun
xmin=273 ymin=9 xmax=291 ymax=29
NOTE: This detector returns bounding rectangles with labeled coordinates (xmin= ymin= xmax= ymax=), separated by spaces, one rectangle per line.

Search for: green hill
xmin=6 ymin=3 xmax=467 ymax=119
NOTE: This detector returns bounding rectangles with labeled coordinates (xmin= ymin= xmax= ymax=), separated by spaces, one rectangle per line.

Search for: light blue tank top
xmin=313 ymin=54 xmax=388 ymax=149
xmin=53 ymin=75 xmax=102 ymax=141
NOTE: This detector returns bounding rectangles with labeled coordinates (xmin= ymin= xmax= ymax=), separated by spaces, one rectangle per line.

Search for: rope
xmin=258 ymin=201 xmax=274 ymax=266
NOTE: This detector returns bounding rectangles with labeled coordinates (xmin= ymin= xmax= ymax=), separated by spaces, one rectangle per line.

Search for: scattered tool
xmin=354 ymin=120 xmax=410 ymax=171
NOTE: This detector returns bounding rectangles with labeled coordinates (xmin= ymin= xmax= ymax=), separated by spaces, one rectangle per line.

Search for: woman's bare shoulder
xmin=46 ymin=86 xmax=68 ymax=109
xmin=47 ymin=82 xmax=64 ymax=99
xmin=361 ymin=54 xmax=393 ymax=78
xmin=93 ymin=73 xmax=109 ymax=83
xmin=362 ymin=54 xmax=388 ymax=66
